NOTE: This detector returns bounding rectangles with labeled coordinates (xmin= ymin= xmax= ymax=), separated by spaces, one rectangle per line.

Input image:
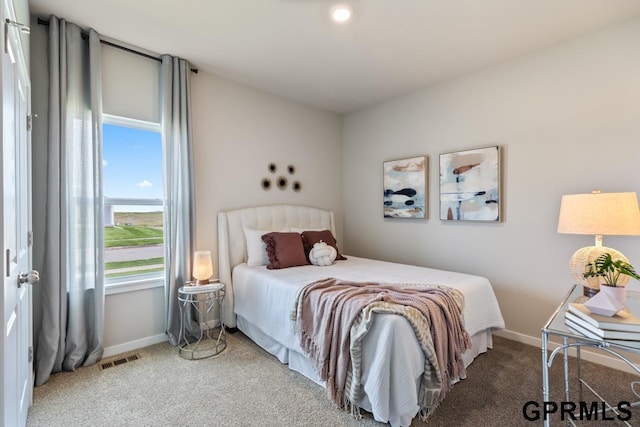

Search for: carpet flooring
xmin=27 ymin=333 xmax=640 ymax=426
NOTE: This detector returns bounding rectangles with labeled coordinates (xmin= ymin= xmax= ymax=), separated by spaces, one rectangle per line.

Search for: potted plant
xmin=583 ymin=253 xmax=640 ymax=306
xmin=583 ymin=253 xmax=640 ymax=287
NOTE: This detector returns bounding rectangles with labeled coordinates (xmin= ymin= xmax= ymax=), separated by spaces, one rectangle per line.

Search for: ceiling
xmin=28 ymin=0 xmax=640 ymax=114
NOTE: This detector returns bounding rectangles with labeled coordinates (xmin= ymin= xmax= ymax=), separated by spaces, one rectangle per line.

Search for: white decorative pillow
xmin=244 ymin=227 xmax=282 ymax=267
xmin=308 ymin=241 xmax=337 ymax=266
xmin=244 ymin=228 xmax=269 ymax=266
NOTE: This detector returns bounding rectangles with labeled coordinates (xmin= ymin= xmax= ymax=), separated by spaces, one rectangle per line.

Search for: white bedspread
xmin=232 ymin=256 xmax=504 ymax=426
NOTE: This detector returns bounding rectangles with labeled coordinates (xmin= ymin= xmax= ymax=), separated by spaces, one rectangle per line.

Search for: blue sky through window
xmin=103 ymin=123 xmax=163 ymax=211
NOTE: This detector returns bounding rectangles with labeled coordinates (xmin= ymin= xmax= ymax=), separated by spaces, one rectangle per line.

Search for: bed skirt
xmin=237 ymin=313 xmax=495 ymax=426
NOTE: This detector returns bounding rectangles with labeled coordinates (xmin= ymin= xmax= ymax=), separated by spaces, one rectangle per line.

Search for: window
xmin=103 ymin=114 xmax=164 ymax=286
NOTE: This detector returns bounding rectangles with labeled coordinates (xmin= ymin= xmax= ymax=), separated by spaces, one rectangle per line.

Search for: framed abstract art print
xmin=439 ymin=146 xmax=501 ymax=222
xmin=383 ymin=155 xmax=427 ymax=219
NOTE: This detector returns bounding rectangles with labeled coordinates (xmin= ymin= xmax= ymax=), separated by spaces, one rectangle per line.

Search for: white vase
xmin=599 ymin=284 xmax=627 ymax=305
xmin=584 ymin=286 xmax=626 ymax=316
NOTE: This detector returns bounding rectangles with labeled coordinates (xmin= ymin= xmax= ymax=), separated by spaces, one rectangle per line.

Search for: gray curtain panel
xmin=34 ymin=16 xmax=105 ymax=386
xmin=160 ymin=55 xmax=197 ymax=345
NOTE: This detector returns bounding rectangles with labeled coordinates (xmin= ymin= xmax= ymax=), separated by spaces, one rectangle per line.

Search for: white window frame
xmin=103 ymin=114 xmax=165 ymax=295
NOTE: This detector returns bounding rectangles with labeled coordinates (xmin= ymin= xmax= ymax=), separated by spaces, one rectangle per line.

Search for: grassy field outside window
xmin=105 ymin=212 xmax=164 ymax=278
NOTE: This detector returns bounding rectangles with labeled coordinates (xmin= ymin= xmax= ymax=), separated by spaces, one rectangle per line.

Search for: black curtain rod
xmin=37 ymin=18 xmax=198 ymax=74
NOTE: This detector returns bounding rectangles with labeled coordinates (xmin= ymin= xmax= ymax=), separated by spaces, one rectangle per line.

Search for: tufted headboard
xmin=217 ymin=204 xmax=335 ymax=327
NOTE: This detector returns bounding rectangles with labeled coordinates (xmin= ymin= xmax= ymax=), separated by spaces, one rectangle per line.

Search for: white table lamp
xmin=193 ymin=250 xmax=213 ymax=285
xmin=557 ymin=190 xmax=640 ymax=296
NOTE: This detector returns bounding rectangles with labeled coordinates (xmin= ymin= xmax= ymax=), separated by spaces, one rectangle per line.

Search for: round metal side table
xmin=177 ymin=282 xmax=226 ymax=360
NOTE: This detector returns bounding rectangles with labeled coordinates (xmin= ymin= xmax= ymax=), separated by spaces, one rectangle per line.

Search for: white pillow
xmin=244 ymin=227 xmax=279 ymax=267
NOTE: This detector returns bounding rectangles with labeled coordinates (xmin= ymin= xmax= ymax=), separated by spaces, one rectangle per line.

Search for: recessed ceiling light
xmin=330 ymin=4 xmax=353 ymax=23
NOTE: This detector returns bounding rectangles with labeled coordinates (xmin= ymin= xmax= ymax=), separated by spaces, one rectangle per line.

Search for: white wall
xmin=103 ymin=287 xmax=165 ymax=355
xmin=342 ymin=17 xmax=640 ymax=342
xmin=190 ymin=72 xmax=344 ymax=269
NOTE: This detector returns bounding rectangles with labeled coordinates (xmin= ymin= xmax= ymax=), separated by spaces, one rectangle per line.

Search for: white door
xmin=2 ymin=3 xmax=33 ymax=426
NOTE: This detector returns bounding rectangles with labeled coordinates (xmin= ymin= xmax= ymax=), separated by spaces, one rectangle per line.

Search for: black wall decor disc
xmin=277 ymin=176 xmax=288 ymax=190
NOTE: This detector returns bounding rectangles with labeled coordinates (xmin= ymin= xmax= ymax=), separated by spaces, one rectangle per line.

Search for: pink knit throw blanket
xmin=293 ymin=278 xmax=471 ymax=410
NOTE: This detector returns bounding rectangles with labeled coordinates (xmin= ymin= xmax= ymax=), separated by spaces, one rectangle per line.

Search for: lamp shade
xmin=193 ymin=250 xmax=213 ymax=284
xmin=557 ymin=192 xmax=640 ymax=237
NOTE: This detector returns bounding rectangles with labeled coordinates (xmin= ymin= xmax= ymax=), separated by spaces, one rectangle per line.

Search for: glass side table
xmin=541 ymin=284 xmax=640 ymax=426
xmin=178 ymin=282 xmax=226 ymax=360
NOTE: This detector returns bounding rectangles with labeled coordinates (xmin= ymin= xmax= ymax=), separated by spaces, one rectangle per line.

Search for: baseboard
xmin=103 ymin=333 xmax=168 ymax=358
xmin=494 ymin=329 xmax=640 ymax=375
xmin=102 ymin=328 xmax=637 ymax=373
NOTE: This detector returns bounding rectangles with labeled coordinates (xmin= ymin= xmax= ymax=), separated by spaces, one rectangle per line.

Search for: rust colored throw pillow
xmin=261 ymin=232 xmax=308 ymax=270
xmin=301 ymin=230 xmax=347 ymax=261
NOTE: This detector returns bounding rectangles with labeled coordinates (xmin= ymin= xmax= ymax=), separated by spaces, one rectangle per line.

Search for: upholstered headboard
xmin=217 ymin=204 xmax=335 ymax=327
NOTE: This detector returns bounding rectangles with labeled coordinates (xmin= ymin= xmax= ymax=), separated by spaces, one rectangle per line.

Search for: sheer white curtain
xmin=34 ymin=16 xmax=104 ymax=386
xmin=160 ymin=55 xmax=197 ymax=345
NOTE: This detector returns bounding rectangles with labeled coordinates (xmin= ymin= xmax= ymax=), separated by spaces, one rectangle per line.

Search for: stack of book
xmin=565 ymin=302 xmax=640 ymax=342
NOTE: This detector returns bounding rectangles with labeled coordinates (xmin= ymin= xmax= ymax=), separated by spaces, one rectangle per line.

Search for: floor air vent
xmin=100 ymin=353 xmax=141 ymax=370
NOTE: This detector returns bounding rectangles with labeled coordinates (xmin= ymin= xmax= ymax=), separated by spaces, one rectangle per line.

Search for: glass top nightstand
xmin=178 ymin=282 xmax=226 ymax=360
xmin=543 ymin=284 xmax=640 ymax=352
xmin=541 ymin=284 xmax=640 ymax=426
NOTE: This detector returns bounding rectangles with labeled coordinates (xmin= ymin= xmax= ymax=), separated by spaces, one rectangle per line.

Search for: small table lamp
xmin=557 ymin=190 xmax=640 ymax=296
xmin=193 ymin=250 xmax=213 ymax=285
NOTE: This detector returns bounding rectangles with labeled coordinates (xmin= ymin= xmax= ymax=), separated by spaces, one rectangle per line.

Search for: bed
xmin=217 ymin=204 xmax=505 ymax=426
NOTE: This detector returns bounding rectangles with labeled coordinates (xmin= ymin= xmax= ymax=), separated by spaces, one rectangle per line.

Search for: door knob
xmin=18 ymin=270 xmax=39 ymax=286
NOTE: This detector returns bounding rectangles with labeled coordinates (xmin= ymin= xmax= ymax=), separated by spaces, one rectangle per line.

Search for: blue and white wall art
xmin=383 ymin=156 xmax=427 ymax=219
xmin=439 ymin=146 xmax=501 ymax=221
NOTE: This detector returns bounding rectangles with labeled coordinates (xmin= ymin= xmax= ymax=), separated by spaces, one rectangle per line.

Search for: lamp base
xmin=196 ymin=279 xmax=210 ymax=285
xmin=583 ymin=286 xmax=599 ymax=298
